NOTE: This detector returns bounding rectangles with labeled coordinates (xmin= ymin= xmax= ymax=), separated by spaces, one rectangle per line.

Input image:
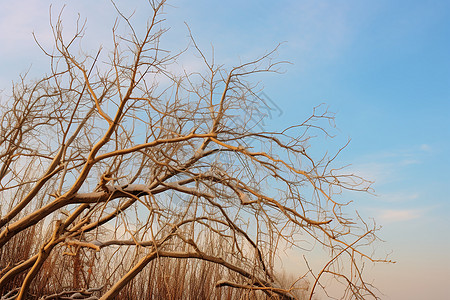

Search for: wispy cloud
xmin=378 ymin=192 xmax=420 ymax=203
xmin=373 ymin=202 xmax=442 ymax=224
xmin=283 ymin=2 xmax=355 ymax=63
xmin=377 ymin=208 xmax=423 ymax=223
xmin=419 ymin=143 xmax=432 ymax=152
xmin=345 ymin=143 xmax=436 ymax=187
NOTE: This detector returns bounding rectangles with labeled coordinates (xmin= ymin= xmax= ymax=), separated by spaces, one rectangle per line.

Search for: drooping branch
xmin=0 ymin=1 xmax=388 ymax=299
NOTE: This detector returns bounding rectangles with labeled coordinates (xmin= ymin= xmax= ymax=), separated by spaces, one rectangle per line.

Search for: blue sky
xmin=0 ymin=1 xmax=449 ymax=299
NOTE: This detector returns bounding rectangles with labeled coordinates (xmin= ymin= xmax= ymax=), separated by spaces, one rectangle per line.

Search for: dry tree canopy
xmin=0 ymin=1 xmax=389 ymax=299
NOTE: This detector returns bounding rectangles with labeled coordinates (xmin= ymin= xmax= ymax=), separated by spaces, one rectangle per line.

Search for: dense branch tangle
xmin=0 ymin=1 xmax=383 ymax=299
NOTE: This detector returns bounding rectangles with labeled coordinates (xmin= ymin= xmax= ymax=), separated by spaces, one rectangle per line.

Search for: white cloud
xmin=378 ymin=192 xmax=419 ymax=203
xmin=344 ymin=161 xmax=395 ymax=186
xmin=284 ymin=2 xmax=354 ymax=61
xmin=420 ymin=144 xmax=432 ymax=152
xmin=377 ymin=208 xmax=423 ymax=223
xmin=345 ymin=143 xmax=435 ymax=187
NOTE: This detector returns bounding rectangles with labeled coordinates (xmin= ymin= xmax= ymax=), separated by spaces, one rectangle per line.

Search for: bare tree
xmin=0 ymin=1 xmax=389 ymax=299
